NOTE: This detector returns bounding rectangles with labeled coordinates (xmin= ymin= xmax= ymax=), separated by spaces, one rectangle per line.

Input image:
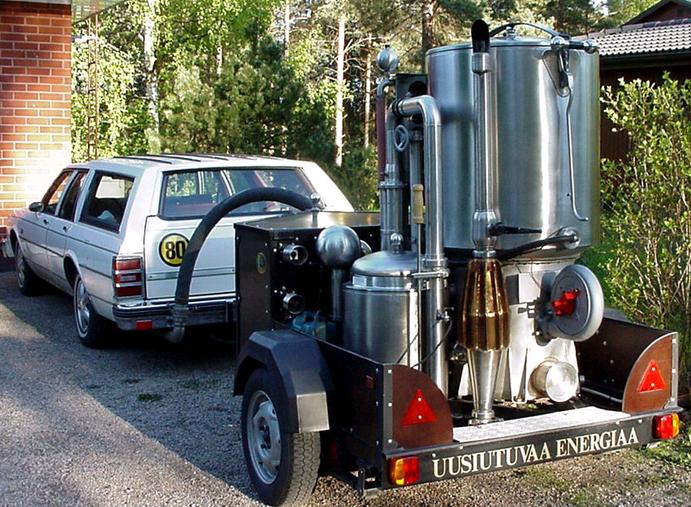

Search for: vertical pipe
xmin=381 ymin=111 xmax=402 ymax=251
xmin=376 ymin=79 xmax=391 ymax=182
xmin=394 ymin=96 xmax=448 ymax=395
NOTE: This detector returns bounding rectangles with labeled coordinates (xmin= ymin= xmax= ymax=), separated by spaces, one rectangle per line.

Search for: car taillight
xmin=653 ymin=413 xmax=680 ymax=440
xmin=113 ymin=256 xmax=144 ymax=298
xmin=388 ymin=456 xmax=420 ymax=486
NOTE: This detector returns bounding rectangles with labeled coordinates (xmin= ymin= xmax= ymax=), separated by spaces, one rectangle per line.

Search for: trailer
xmin=174 ymin=20 xmax=681 ymax=507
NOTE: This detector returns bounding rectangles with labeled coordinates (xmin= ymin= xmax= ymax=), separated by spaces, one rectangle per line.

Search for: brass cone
xmin=459 ymin=258 xmax=509 ymax=351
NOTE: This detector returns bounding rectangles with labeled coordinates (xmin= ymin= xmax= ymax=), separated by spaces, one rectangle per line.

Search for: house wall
xmin=0 ymin=1 xmax=71 ymax=238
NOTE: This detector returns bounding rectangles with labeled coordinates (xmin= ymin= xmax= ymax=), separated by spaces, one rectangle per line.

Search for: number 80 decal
xmin=159 ymin=233 xmax=189 ymax=267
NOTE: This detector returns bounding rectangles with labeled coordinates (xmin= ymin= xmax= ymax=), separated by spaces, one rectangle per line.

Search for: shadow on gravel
xmin=0 ymin=277 xmax=259 ymax=501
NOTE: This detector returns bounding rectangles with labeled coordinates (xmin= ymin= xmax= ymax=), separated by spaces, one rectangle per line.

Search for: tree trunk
xmin=143 ymin=0 xmax=160 ymax=153
xmin=363 ymin=34 xmax=372 ymax=149
xmin=421 ymin=0 xmax=435 ymax=54
xmin=335 ymin=13 xmax=346 ymax=167
xmin=284 ymin=0 xmax=290 ymax=55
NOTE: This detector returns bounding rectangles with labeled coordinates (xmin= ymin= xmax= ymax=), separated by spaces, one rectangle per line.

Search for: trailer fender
xmin=234 ymin=329 xmax=333 ymax=433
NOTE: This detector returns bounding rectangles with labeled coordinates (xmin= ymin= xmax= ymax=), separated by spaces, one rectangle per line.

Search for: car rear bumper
xmin=113 ymin=296 xmax=235 ymax=330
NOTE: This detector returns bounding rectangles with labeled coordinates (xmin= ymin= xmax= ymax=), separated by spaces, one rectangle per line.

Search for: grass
xmin=642 ymin=419 xmax=691 ymax=468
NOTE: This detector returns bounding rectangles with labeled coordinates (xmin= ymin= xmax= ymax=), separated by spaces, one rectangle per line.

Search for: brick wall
xmin=0 ymin=1 xmax=71 ymax=234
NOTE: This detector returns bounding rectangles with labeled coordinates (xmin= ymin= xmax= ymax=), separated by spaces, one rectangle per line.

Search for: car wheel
xmin=241 ymin=368 xmax=320 ymax=506
xmin=15 ymin=241 xmax=42 ymax=296
xmin=73 ymin=274 xmax=108 ymax=348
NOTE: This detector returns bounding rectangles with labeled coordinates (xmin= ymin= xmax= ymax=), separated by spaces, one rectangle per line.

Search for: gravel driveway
xmin=0 ymin=271 xmax=689 ymax=507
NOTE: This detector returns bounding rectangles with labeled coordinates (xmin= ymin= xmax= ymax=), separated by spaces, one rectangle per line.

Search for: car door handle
xmin=62 ymin=225 xmax=71 ymax=232
xmin=43 ymin=219 xmax=49 ymax=225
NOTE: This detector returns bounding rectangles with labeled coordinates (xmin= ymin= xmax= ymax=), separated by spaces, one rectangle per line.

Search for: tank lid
xmin=427 ymin=36 xmax=551 ymax=56
xmin=351 ymin=250 xmax=418 ymax=277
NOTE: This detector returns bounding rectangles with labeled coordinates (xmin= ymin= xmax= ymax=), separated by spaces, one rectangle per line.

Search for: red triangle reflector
xmin=638 ymin=360 xmax=666 ymax=393
xmin=402 ymin=389 xmax=437 ymax=426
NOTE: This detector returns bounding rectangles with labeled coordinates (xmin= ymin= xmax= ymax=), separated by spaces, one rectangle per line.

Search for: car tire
xmin=73 ymin=274 xmax=109 ymax=348
xmin=15 ymin=241 xmax=42 ymax=296
xmin=241 ymin=368 xmax=320 ymax=506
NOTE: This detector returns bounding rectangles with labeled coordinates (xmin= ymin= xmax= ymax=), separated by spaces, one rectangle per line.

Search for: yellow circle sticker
xmin=159 ymin=233 xmax=189 ymax=267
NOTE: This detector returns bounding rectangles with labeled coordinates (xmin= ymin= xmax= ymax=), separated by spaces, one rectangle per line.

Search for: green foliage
xmin=585 ymin=75 xmax=691 ymax=372
xmin=331 ymin=145 xmax=379 ymax=210
xmin=159 ymin=37 xmax=335 ymax=166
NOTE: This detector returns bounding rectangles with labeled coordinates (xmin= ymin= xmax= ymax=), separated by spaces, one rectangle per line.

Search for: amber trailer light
xmin=113 ymin=256 xmax=144 ymax=298
xmin=388 ymin=456 xmax=420 ymax=486
xmin=653 ymin=413 xmax=680 ymax=440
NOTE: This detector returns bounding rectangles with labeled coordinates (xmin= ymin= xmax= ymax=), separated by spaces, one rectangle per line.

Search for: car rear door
xmin=143 ymin=166 xmax=319 ymax=301
xmin=143 ymin=169 xmax=237 ymax=300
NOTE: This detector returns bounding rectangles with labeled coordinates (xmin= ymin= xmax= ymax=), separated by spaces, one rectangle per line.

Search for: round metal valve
xmin=541 ymin=264 xmax=604 ymax=342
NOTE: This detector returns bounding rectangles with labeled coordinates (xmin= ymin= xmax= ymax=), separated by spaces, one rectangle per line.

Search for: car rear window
xmin=80 ymin=172 xmax=134 ymax=232
xmin=159 ymin=168 xmax=314 ymax=219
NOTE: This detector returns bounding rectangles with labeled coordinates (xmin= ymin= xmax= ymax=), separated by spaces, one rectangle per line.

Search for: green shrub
xmin=584 ymin=75 xmax=691 ymax=374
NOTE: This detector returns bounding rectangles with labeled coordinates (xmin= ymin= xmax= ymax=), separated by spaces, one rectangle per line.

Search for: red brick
xmin=0 ymin=16 xmax=24 ymax=25
xmin=1 ymin=134 xmax=26 ymax=142
xmin=15 ymin=75 xmax=39 ymax=83
xmin=1 ymin=200 xmax=28 ymax=208
xmin=12 ymin=58 xmax=38 ymax=67
xmin=0 ymin=49 xmax=25 ymax=58
xmin=38 ymin=76 xmax=64 ymax=85
xmin=27 ymin=84 xmax=50 ymax=92
xmin=3 ymin=116 xmax=26 ymax=125
xmin=38 ymin=126 xmax=62 ymax=134
xmin=12 ymin=25 xmax=38 ymax=34
xmin=29 ymin=67 xmax=52 ymax=76
xmin=14 ymin=108 xmax=38 ymax=117
xmin=14 ymin=92 xmax=39 ymax=100
xmin=14 ymin=42 xmax=39 ymax=50
xmin=0 ymin=83 xmax=25 ymax=92
xmin=0 ymin=168 xmax=26 ymax=175
xmin=2 ymin=66 xmax=26 ymax=75
xmin=1 ymin=100 xmax=26 ymax=108
xmin=25 ymin=17 xmax=52 ymax=27
xmin=14 ymin=126 xmax=37 ymax=133
xmin=50 ymin=35 xmax=70 ymax=44
xmin=0 ymin=176 xmax=16 ymax=184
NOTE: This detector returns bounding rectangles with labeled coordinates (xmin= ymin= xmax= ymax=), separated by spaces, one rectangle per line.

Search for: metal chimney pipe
xmin=393 ymin=95 xmax=448 ymax=395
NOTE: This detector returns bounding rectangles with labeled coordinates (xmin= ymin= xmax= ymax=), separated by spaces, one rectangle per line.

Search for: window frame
xmin=56 ymin=170 xmax=88 ymax=222
xmin=41 ymin=170 xmax=73 ymax=216
xmin=78 ymin=171 xmax=135 ymax=234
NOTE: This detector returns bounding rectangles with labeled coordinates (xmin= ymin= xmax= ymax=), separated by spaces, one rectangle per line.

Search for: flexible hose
xmin=496 ymin=233 xmax=579 ymax=261
xmin=171 ymin=188 xmax=314 ymax=336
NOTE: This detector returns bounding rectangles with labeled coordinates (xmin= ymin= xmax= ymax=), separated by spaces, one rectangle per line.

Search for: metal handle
xmin=489 ymin=22 xmax=566 ymax=39
xmin=43 ymin=219 xmax=48 ymax=225
xmin=561 ymin=81 xmax=589 ymax=222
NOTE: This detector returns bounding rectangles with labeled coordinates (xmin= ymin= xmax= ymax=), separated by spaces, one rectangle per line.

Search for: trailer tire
xmin=241 ymin=368 xmax=320 ymax=506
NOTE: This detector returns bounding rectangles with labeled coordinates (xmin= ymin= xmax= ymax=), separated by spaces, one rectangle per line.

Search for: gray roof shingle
xmin=586 ymin=18 xmax=691 ymax=56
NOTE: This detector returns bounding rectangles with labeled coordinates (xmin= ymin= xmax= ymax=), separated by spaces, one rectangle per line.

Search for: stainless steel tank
xmin=427 ymin=34 xmax=600 ymax=253
xmin=343 ymin=251 xmax=419 ymax=365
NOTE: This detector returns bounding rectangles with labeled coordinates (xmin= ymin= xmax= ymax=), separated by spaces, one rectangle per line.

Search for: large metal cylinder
xmin=343 ymin=251 xmax=420 ymax=365
xmin=427 ymin=36 xmax=600 ymax=253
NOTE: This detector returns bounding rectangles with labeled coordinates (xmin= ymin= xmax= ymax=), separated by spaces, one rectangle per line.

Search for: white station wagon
xmin=4 ymin=154 xmax=352 ymax=347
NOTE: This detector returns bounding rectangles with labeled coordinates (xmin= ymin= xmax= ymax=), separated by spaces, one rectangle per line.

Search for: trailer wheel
xmin=241 ymin=368 xmax=320 ymax=506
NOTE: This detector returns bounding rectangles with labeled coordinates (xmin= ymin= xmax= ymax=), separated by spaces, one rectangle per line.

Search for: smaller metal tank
xmin=343 ymin=251 xmax=419 ymax=365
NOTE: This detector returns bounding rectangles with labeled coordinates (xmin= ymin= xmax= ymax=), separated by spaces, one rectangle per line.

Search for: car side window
xmin=80 ymin=172 xmax=134 ymax=232
xmin=42 ymin=171 xmax=72 ymax=215
xmin=57 ymin=171 xmax=87 ymax=221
